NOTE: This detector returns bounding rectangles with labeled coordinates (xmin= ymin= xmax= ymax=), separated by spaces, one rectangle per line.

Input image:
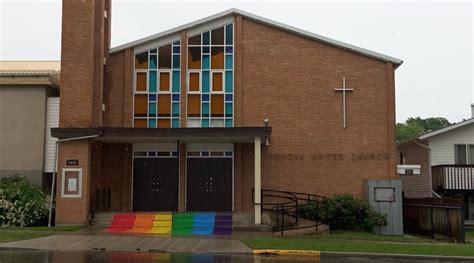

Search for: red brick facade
xmin=397 ymin=140 xmax=432 ymax=198
xmin=55 ymin=4 xmax=399 ymax=224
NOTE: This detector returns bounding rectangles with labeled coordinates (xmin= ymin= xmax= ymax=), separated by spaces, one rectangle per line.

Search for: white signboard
xmin=68 ymin=178 xmax=78 ymax=192
xmin=374 ymin=187 xmax=395 ymax=202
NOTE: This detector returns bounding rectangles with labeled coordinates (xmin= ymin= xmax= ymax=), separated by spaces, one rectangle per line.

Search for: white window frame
xmin=61 ymin=168 xmax=83 ymax=198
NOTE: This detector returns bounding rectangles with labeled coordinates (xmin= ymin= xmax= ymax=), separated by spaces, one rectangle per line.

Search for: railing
xmin=432 ymin=165 xmax=474 ymax=192
xmin=89 ymin=188 xmax=111 ymax=225
xmin=252 ymin=189 xmax=328 ymax=235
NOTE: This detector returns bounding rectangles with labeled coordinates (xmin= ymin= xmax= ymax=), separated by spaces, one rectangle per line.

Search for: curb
xmin=321 ymin=251 xmax=474 ymax=261
xmin=253 ymin=249 xmax=320 ymax=257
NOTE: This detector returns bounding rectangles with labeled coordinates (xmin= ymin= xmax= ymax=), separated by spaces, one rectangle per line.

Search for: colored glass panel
xmin=202 ymin=71 xmax=209 ymax=92
xmin=148 ymin=119 xmax=156 ymax=128
xmin=202 ymin=94 xmax=209 ymax=102
xmin=225 ymin=119 xmax=233 ymax=127
xmin=225 ymin=103 xmax=232 ymax=117
xmin=149 ymin=94 xmax=156 ymax=101
xmin=211 ymin=119 xmax=224 ymax=127
xmin=172 ymin=103 xmax=180 ymax=117
xmin=172 ymin=119 xmax=180 ymax=128
xmin=158 ymin=44 xmax=172 ymax=69
xmin=172 ymin=71 xmax=180 ymax=92
xmin=173 ymin=46 xmax=180 ymax=54
xmin=188 ymin=47 xmax=201 ymax=69
xmin=160 ymin=72 xmax=170 ymax=91
xmin=225 ymin=94 xmax=233 ymax=102
xmin=172 ymin=94 xmax=180 ymax=101
xmin=225 ymin=55 xmax=233 ymax=69
xmin=173 ymin=55 xmax=180 ymax=69
xmin=225 ymin=24 xmax=233 ymax=45
xmin=158 ymin=94 xmax=171 ymax=117
xmin=187 ymin=119 xmax=200 ymax=127
xmin=173 ymin=40 xmax=180 ymax=45
xmin=202 ymin=119 xmax=209 ymax=127
xmin=134 ymin=119 xmax=147 ymax=128
xmin=136 ymin=72 xmax=147 ymax=92
xmin=188 ymin=34 xmax=201 ymax=45
xmin=149 ymin=71 xmax=157 ymax=92
xmin=224 ymin=151 xmax=232 ymax=157
xmin=225 ymin=46 xmax=233 ymax=54
xmin=158 ymin=119 xmax=170 ymax=128
xmin=225 ymin=71 xmax=233 ymax=92
xmin=211 ymin=47 xmax=224 ymax=69
xmin=202 ymin=103 xmax=209 ymax=117
xmin=212 ymin=72 xmax=223 ymax=92
xmin=134 ymin=95 xmax=147 ymax=117
xmin=211 ymin=27 xmax=224 ymax=45
xmin=189 ymin=73 xmax=200 ymax=92
xmin=187 ymin=95 xmax=201 ymax=117
xmin=135 ymin=52 xmax=148 ymax=69
xmin=150 ymin=54 xmax=157 ymax=69
xmin=202 ymin=151 xmax=209 ymax=156
xmin=149 ymin=102 xmax=156 ymax=115
xmin=150 ymin=48 xmax=157 ymax=54
xmin=203 ymin=31 xmax=210 ymax=45
xmin=211 ymin=152 xmax=224 ymax=157
xmin=203 ymin=46 xmax=210 ymax=53
xmin=211 ymin=94 xmax=224 ymax=117
xmin=202 ymin=55 xmax=210 ymax=69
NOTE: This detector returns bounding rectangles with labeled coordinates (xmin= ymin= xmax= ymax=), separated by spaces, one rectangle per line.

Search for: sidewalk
xmin=0 ymin=234 xmax=252 ymax=254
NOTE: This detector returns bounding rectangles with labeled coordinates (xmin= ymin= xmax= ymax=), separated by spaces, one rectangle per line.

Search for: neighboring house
xmin=52 ymin=3 xmax=403 ymax=225
xmin=398 ymin=104 xmax=474 ymax=220
xmin=0 ymin=61 xmax=60 ymax=189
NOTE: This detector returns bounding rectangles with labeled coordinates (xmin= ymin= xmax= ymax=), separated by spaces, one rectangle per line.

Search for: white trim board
xmin=110 ymin=8 xmax=402 ymax=67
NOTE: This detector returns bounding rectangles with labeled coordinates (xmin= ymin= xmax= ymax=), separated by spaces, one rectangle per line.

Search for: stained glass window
xmin=134 ymin=41 xmax=181 ymax=128
xmin=187 ymin=23 xmax=234 ymax=127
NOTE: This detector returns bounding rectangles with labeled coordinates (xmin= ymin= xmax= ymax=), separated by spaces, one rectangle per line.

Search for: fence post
xmin=430 ymin=207 xmax=434 ymax=238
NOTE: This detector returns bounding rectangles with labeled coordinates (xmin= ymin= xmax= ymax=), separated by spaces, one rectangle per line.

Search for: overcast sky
xmin=0 ymin=0 xmax=472 ymax=123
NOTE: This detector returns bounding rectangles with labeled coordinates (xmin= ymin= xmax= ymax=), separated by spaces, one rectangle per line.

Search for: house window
xmin=133 ymin=41 xmax=181 ymax=128
xmin=186 ymin=23 xmax=233 ymax=128
xmin=455 ymin=144 xmax=474 ymax=165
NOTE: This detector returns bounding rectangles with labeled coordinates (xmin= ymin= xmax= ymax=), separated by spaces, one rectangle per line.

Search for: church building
xmin=52 ymin=1 xmax=402 ymax=225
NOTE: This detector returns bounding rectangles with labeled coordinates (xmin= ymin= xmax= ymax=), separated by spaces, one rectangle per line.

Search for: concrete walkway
xmin=0 ymin=234 xmax=252 ymax=254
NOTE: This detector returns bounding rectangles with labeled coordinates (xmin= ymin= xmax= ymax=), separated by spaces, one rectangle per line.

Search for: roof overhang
xmin=109 ymin=8 xmax=403 ymax=68
xmin=51 ymin=127 xmax=272 ymax=144
xmin=418 ymin=118 xmax=474 ymax=140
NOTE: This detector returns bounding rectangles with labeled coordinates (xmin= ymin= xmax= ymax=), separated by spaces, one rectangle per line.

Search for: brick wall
xmin=397 ymin=140 xmax=432 ymax=198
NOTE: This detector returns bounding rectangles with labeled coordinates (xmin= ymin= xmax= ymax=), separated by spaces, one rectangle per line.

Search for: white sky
xmin=0 ymin=0 xmax=472 ymax=123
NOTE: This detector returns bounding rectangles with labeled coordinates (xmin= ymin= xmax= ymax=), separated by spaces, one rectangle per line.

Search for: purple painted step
xmin=213 ymin=213 xmax=232 ymax=235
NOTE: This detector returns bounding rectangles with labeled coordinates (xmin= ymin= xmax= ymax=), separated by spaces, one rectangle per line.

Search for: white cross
xmin=334 ymin=78 xmax=354 ymax=129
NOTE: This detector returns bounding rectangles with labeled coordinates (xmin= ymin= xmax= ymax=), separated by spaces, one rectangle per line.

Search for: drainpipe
xmin=48 ymin=134 xmax=100 ymax=227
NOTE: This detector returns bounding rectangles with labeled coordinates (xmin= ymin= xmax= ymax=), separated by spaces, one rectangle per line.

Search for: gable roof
xmin=110 ymin=8 xmax=403 ymax=67
xmin=418 ymin=118 xmax=474 ymax=140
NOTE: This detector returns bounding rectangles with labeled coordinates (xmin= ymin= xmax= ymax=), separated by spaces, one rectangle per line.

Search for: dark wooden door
xmin=133 ymin=158 xmax=178 ymax=211
xmin=186 ymin=158 xmax=232 ymax=211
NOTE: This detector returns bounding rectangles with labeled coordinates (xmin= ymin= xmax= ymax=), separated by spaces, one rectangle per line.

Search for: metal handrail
xmin=252 ymin=188 xmax=328 ymax=235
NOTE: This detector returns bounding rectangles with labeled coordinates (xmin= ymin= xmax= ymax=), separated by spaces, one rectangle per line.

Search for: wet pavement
xmin=0 ymin=250 xmax=472 ymax=263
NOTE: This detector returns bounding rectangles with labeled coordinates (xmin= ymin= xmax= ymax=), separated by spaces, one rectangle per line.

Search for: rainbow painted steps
xmin=106 ymin=212 xmax=232 ymax=235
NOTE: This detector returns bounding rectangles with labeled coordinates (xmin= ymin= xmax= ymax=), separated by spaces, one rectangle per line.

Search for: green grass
xmin=244 ymin=231 xmax=474 ymax=257
xmin=466 ymin=230 xmax=474 ymax=238
xmin=0 ymin=225 xmax=85 ymax=243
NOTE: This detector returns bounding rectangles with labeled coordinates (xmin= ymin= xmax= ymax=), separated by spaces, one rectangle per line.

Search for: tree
xmin=396 ymin=117 xmax=451 ymax=143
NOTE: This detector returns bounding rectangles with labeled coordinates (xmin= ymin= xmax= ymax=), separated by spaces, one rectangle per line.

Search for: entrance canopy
xmin=51 ymin=127 xmax=271 ymax=144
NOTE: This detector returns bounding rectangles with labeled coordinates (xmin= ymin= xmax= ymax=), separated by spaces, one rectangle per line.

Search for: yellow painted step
xmin=155 ymin=214 xmax=172 ymax=221
xmin=148 ymin=226 xmax=171 ymax=234
xmin=153 ymin=220 xmax=172 ymax=227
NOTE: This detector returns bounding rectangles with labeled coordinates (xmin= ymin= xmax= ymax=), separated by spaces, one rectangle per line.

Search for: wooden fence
xmin=403 ymin=198 xmax=465 ymax=243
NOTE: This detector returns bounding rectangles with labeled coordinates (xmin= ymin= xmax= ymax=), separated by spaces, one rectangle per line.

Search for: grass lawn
xmin=0 ymin=225 xmax=85 ymax=243
xmin=466 ymin=230 xmax=474 ymax=238
xmin=244 ymin=231 xmax=474 ymax=257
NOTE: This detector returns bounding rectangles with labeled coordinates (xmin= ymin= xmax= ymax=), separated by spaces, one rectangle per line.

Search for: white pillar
xmin=254 ymin=136 xmax=262 ymax=225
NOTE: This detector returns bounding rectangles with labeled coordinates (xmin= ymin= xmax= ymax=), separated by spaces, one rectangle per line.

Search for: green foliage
xmin=0 ymin=175 xmax=51 ymax=227
xmin=396 ymin=117 xmax=451 ymax=143
xmin=301 ymin=194 xmax=387 ymax=231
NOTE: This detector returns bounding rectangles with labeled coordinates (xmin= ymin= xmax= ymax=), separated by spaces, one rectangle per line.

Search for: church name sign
xmin=266 ymin=153 xmax=390 ymax=162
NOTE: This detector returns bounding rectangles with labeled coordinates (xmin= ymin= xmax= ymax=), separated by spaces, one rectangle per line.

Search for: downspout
xmin=414 ymin=139 xmax=438 ymax=198
xmin=48 ymin=134 xmax=101 ymax=227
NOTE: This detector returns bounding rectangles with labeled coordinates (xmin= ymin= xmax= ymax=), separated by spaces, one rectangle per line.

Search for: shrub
xmin=0 ymin=175 xmax=51 ymax=227
xmin=301 ymin=194 xmax=387 ymax=231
